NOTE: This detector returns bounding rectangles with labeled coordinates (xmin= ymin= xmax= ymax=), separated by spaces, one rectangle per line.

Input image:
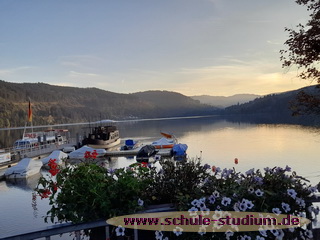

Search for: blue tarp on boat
xmin=172 ymin=143 xmax=188 ymax=158
xmin=125 ymin=139 xmax=136 ymax=148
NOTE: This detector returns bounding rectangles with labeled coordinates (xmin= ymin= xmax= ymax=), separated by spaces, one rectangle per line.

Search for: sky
xmin=0 ymin=0 xmax=313 ymax=96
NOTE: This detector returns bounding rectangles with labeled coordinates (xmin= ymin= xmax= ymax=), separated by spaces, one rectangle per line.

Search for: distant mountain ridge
xmin=223 ymin=85 xmax=320 ymax=124
xmin=0 ymin=80 xmax=215 ymax=128
xmin=191 ymin=94 xmax=260 ymax=108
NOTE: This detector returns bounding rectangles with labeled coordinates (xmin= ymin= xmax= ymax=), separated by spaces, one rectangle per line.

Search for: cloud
xmin=0 ymin=66 xmax=34 ymax=76
xmin=59 ymin=55 xmax=107 ymax=70
xmin=267 ymin=40 xmax=281 ymax=45
xmin=68 ymin=71 xmax=101 ymax=78
xmin=174 ymin=59 xmax=307 ymax=96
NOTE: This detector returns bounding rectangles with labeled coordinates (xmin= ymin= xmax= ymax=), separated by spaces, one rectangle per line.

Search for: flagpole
xmin=28 ymin=98 xmax=33 ymax=135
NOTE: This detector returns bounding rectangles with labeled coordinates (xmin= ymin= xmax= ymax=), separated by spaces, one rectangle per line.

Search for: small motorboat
xmin=4 ymin=158 xmax=42 ymax=179
xmin=120 ymin=139 xmax=138 ymax=150
xmin=136 ymin=145 xmax=158 ymax=162
xmin=151 ymin=137 xmax=176 ymax=149
xmin=41 ymin=150 xmax=68 ymax=169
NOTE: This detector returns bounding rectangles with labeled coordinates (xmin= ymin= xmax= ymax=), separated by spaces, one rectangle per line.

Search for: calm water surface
xmin=0 ymin=116 xmax=319 ymax=238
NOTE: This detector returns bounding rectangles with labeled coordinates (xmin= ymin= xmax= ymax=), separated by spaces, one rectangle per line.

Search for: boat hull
xmin=87 ymin=138 xmax=121 ymax=149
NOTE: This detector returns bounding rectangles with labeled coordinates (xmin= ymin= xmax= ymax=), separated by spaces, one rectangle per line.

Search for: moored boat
xmin=171 ymin=143 xmax=188 ymax=161
xmin=136 ymin=145 xmax=158 ymax=162
xmin=4 ymin=158 xmax=42 ymax=179
xmin=152 ymin=137 xmax=176 ymax=149
xmin=41 ymin=150 xmax=68 ymax=169
xmin=120 ymin=139 xmax=139 ymax=150
xmin=68 ymin=145 xmax=107 ymax=160
xmin=82 ymin=125 xmax=120 ymax=149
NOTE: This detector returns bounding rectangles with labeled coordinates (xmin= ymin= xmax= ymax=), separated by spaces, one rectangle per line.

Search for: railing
xmin=1 ymin=220 xmax=111 ymax=240
xmin=0 ymin=138 xmax=77 ymax=167
xmin=0 ymin=204 xmax=174 ymax=240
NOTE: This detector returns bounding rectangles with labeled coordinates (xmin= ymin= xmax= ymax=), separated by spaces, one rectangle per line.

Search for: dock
xmin=0 ymin=141 xmax=77 ymax=181
xmin=105 ymin=147 xmax=172 ymax=157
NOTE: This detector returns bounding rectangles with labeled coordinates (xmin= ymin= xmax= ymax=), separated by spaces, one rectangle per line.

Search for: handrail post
xmin=75 ymin=230 xmax=81 ymax=240
xmin=134 ymin=228 xmax=138 ymax=240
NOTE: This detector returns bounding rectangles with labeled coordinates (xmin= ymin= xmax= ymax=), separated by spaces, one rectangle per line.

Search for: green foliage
xmin=35 ymin=156 xmax=319 ymax=239
xmin=36 ymin=162 xmax=148 ymax=223
xmin=144 ymin=159 xmax=210 ymax=207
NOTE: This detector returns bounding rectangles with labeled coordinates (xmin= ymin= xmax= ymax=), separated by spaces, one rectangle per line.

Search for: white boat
xmin=13 ymin=129 xmax=68 ymax=150
xmin=41 ymin=150 xmax=68 ymax=169
xmin=0 ymin=149 xmax=11 ymax=164
xmin=151 ymin=137 xmax=176 ymax=149
xmin=82 ymin=125 xmax=120 ymax=149
xmin=4 ymin=158 xmax=42 ymax=179
xmin=68 ymin=145 xmax=107 ymax=160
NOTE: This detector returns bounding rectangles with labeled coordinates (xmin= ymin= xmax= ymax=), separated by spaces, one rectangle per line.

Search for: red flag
xmin=28 ymin=100 xmax=32 ymax=122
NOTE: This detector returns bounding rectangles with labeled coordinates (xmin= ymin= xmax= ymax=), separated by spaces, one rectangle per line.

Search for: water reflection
xmin=5 ymin=173 xmax=41 ymax=191
xmin=0 ymin=116 xmax=320 ymax=238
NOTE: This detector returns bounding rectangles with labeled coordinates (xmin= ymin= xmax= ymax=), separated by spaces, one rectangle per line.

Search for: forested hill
xmin=224 ymin=85 xmax=319 ymax=124
xmin=0 ymin=80 xmax=215 ymax=128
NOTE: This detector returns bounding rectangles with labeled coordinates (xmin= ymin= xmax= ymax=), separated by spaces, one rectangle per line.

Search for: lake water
xmin=0 ymin=116 xmax=320 ymax=238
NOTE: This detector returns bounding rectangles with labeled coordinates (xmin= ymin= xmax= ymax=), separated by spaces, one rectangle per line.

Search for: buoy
xmin=234 ymin=158 xmax=238 ymax=164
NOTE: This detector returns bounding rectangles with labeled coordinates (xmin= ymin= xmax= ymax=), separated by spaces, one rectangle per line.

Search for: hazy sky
xmin=0 ymin=0 xmax=312 ymax=96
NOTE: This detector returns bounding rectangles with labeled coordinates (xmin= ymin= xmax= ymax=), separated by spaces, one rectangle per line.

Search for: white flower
xmin=256 ymin=236 xmax=265 ymax=240
xmin=173 ymin=226 xmax=183 ymax=236
xmin=281 ymin=202 xmax=291 ymax=213
xmin=276 ymin=229 xmax=284 ymax=240
xmin=155 ymin=230 xmax=163 ymax=240
xmin=208 ymin=195 xmax=216 ymax=204
xmin=198 ymin=201 xmax=206 ymax=209
xmin=304 ymin=229 xmax=313 ymax=239
xmin=137 ymin=198 xmax=144 ymax=206
xmin=233 ymin=202 xmax=240 ymax=212
xmin=212 ymin=210 xmax=223 ymax=219
xmin=308 ymin=186 xmax=318 ymax=193
xmin=191 ymin=199 xmax=200 ymax=206
xmin=287 ymin=189 xmax=297 ymax=199
xmin=221 ymin=197 xmax=232 ymax=206
xmin=288 ymin=227 xmax=295 ymax=232
xmin=115 ymin=225 xmax=125 ymax=236
xmin=272 ymin=208 xmax=282 ymax=215
xmin=188 ymin=206 xmax=198 ymax=216
xmin=201 ymin=207 xmax=210 ymax=216
xmin=199 ymin=197 xmax=206 ymax=203
xmin=248 ymin=187 xmax=255 ymax=194
xmin=198 ymin=226 xmax=206 ymax=236
xmin=255 ymin=189 xmax=264 ymax=197
xmin=245 ymin=168 xmax=255 ymax=175
xmin=270 ymin=229 xmax=279 ymax=237
xmin=296 ymin=197 xmax=306 ymax=208
xmin=225 ymin=230 xmax=234 ymax=240
xmin=245 ymin=200 xmax=254 ymax=209
xmin=239 ymin=202 xmax=247 ymax=211
xmin=259 ymin=229 xmax=268 ymax=237
xmin=240 ymin=235 xmax=251 ymax=240
xmin=313 ymin=206 xmax=320 ymax=215
xmin=213 ymin=190 xmax=220 ymax=198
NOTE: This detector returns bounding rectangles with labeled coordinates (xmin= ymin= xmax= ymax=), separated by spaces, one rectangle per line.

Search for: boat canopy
xmin=125 ymin=139 xmax=136 ymax=147
xmin=68 ymin=145 xmax=107 ymax=159
xmin=137 ymin=145 xmax=157 ymax=159
xmin=152 ymin=137 xmax=174 ymax=146
xmin=41 ymin=150 xmax=68 ymax=167
xmin=172 ymin=143 xmax=188 ymax=156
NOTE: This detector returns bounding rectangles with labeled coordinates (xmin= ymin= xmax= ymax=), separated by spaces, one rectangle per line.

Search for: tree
xmin=280 ymin=0 xmax=320 ymax=115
